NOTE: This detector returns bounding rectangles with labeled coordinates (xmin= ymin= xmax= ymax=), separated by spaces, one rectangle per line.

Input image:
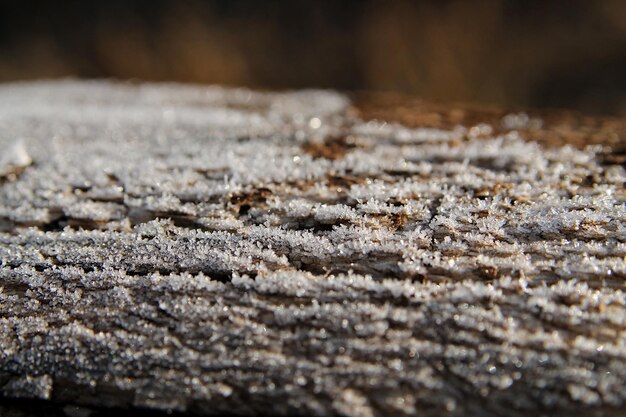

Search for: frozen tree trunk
xmin=0 ymin=81 xmax=625 ymax=417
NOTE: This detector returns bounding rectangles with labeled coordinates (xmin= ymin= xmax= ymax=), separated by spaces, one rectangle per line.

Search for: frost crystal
xmin=1 ymin=81 xmax=625 ymax=417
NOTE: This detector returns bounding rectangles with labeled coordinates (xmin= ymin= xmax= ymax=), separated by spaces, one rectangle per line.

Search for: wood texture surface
xmin=1 ymin=81 xmax=625 ymax=417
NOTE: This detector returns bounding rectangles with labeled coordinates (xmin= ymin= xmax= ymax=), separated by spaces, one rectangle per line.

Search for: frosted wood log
xmin=1 ymin=81 xmax=625 ymax=417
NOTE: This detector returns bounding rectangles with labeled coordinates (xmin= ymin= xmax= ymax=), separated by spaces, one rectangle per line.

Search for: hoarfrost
xmin=0 ymin=81 xmax=625 ymax=417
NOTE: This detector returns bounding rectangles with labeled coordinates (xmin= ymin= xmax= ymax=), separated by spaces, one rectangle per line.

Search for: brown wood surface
xmin=1 ymin=82 xmax=625 ymax=417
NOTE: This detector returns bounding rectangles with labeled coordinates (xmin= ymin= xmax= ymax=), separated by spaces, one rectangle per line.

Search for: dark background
xmin=0 ymin=0 xmax=625 ymax=116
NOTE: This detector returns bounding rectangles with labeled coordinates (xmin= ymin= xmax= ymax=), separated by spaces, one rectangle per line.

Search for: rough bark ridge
xmin=0 ymin=81 xmax=625 ymax=417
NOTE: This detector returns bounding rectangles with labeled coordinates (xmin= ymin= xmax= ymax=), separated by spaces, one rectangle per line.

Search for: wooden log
xmin=1 ymin=81 xmax=625 ymax=417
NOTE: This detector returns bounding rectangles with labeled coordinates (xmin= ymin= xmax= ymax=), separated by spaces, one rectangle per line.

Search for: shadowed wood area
xmin=1 ymin=81 xmax=625 ymax=417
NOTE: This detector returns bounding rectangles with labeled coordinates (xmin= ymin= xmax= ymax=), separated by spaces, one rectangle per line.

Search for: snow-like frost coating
xmin=0 ymin=81 xmax=625 ymax=417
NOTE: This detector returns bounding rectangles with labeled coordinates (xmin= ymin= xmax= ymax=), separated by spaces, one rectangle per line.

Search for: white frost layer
xmin=0 ymin=81 xmax=625 ymax=417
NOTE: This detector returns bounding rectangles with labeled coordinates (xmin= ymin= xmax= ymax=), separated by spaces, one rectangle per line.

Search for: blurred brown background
xmin=0 ymin=0 xmax=625 ymax=116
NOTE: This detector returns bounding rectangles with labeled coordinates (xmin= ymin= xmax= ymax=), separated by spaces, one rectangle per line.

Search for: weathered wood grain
xmin=0 ymin=81 xmax=625 ymax=417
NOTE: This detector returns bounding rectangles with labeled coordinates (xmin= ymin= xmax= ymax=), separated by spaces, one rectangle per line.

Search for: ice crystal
xmin=0 ymin=81 xmax=625 ymax=417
